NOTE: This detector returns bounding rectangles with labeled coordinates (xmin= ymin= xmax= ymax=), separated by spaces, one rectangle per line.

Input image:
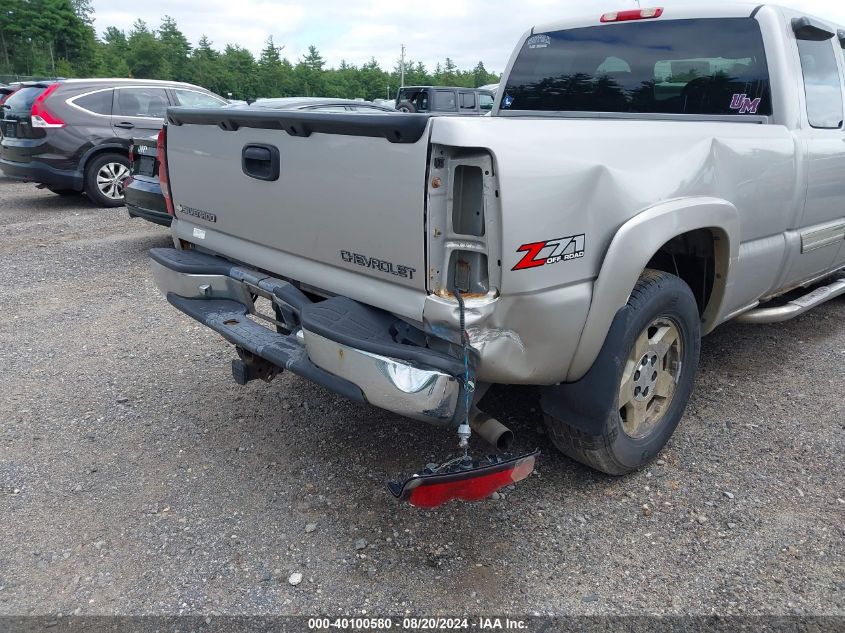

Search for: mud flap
xmin=388 ymin=450 xmax=539 ymax=508
xmin=540 ymin=306 xmax=629 ymax=435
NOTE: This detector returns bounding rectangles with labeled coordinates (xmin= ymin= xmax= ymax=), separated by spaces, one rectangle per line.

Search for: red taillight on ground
xmin=389 ymin=451 xmax=538 ymax=509
xmin=157 ymin=127 xmax=175 ymax=216
xmin=30 ymin=83 xmax=65 ymax=128
xmin=601 ymin=7 xmax=663 ymax=22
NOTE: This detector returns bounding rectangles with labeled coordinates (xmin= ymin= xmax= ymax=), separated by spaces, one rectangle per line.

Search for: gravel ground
xmin=0 ymin=177 xmax=843 ymax=617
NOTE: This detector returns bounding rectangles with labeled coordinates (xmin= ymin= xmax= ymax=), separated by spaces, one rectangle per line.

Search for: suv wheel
xmin=84 ymin=153 xmax=130 ymax=207
xmin=396 ymin=100 xmax=417 ymax=113
xmin=543 ymin=269 xmax=701 ymax=475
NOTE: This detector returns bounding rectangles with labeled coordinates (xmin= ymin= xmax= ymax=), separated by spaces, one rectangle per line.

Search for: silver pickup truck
xmin=150 ymin=4 xmax=845 ymax=499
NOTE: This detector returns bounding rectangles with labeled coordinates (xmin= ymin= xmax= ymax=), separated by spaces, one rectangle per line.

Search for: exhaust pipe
xmin=469 ymin=408 xmax=514 ymax=451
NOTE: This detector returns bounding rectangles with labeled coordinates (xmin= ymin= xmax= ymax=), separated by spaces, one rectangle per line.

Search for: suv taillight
xmin=30 ymin=83 xmax=65 ymax=128
xmin=157 ymin=127 xmax=175 ymax=215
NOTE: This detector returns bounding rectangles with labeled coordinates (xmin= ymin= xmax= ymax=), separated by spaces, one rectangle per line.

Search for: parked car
xmin=123 ymin=135 xmax=168 ymax=226
xmin=124 ymin=97 xmax=397 ymax=227
xmin=395 ymin=86 xmax=495 ymax=114
xmin=0 ymin=78 xmax=227 ymax=206
xmin=149 ymin=4 xmax=845 ymax=505
xmin=0 ymin=83 xmax=19 ymax=105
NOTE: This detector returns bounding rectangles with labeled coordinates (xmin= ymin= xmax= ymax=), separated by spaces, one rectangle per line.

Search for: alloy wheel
xmin=618 ymin=317 xmax=683 ymax=439
xmin=96 ymin=162 xmax=129 ymax=200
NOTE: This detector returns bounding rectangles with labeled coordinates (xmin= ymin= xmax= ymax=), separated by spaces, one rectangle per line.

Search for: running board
xmin=737 ymin=275 xmax=845 ymax=324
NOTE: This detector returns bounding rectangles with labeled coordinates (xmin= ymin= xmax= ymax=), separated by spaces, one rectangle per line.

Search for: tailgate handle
xmin=242 ymin=144 xmax=280 ymax=181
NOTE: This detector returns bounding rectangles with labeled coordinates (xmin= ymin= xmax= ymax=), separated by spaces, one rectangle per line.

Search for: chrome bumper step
xmin=167 ymin=295 xmax=366 ymax=403
xmin=151 ymin=247 xmax=468 ymax=426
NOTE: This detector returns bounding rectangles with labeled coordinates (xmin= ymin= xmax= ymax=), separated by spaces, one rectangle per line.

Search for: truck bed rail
xmin=166 ymin=107 xmax=431 ymax=144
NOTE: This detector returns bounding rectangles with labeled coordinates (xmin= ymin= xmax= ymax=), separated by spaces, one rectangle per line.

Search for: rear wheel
xmin=544 ymin=269 xmax=701 ymax=474
xmin=84 ymin=153 xmax=130 ymax=207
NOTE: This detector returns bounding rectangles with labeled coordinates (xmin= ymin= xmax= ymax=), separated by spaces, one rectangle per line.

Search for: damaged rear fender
xmin=566 ymin=197 xmax=738 ymax=382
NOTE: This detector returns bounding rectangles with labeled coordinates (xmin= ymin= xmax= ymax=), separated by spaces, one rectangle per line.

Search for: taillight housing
xmin=157 ymin=127 xmax=175 ymax=216
xmin=389 ymin=451 xmax=538 ymax=508
xmin=30 ymin=83 xmax=65 ymax=128
xmin=601 ymin=7 xmax=663 ymax=22
xmin=128 ymin=144 xmax=135 ymax=165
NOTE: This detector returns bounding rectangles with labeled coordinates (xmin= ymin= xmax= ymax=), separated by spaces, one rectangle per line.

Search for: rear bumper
xmin=0 ymin=157 xmax=83 ymax=190
xmin=125 ymin=176 xmax=171 ymax=226
xmin=150 ymin=247 xmax=468 ymax=426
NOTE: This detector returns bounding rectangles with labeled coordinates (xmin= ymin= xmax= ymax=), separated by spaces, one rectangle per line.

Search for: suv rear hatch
xmin=164 ymin=109 xmax=432 ymax=313
xmin=1 ymin=83 xmax=57 ymax=163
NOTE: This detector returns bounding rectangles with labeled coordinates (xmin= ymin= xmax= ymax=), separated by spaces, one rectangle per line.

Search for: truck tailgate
xmin=165 ymin=109 xmax=431 ymax=294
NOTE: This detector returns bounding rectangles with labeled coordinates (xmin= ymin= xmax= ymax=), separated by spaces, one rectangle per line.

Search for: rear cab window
xmin=502 ymin=18 xmax=772 ymax=117
xmin=459 ymin=91 xmax=477 ymax=110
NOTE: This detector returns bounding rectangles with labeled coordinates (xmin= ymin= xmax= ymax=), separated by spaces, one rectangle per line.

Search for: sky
xmin=90 ymin=0 xmax=845 ymax=72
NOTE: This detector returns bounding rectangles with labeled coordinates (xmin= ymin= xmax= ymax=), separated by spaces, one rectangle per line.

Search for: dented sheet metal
xmin=423 ymin=115 xmax=798 ymax=382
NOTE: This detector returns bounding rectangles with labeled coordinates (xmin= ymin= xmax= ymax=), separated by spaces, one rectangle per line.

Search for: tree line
xmin=0 ymin=0 xmax=501 ymax=100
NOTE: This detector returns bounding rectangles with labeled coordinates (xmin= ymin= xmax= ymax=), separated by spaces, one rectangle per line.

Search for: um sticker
xmin=730 ymin=93 xmax=762 ymax=114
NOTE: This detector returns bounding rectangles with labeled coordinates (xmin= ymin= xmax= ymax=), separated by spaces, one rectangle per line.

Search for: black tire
xmin=47 ymin=188 xmax=80 ymax=197
xmin=83 ymin=152 xmax=130 ymax=208
xmin=396 ymin=100 xmax=417 ymax=113
xmin=544 ymin=269 xmax=701 ymax=475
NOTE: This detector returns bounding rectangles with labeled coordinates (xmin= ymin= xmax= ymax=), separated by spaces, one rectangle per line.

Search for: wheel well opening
xmin=82 ymin=146 xmax=128 ymax=173
xmin=646 ymin=229 xmax=718 ymax=317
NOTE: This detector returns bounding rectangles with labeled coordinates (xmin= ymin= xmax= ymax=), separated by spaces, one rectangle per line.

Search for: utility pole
xmin=400 ymin=44 xmax=405 ymax=88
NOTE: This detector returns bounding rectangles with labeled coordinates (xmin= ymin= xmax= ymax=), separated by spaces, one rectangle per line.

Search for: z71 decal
xmin=512 ymin=234 xmax=586 ymax=271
